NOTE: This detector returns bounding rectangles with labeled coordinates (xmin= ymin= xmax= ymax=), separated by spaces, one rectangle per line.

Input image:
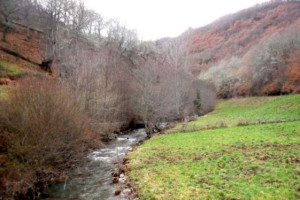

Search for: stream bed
xmin=44 ymin=129 xmax=147 ymax=200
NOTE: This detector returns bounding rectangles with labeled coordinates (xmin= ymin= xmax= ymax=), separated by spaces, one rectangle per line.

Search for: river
xmin=44 ymin=129 xmax=147 ymax=200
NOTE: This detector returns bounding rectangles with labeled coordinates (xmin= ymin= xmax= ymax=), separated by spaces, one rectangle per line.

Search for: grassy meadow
xmin=169 ymin=95 xmax=300 ymax=133
xmin=128 ymin=95 xmax=300 ymax=200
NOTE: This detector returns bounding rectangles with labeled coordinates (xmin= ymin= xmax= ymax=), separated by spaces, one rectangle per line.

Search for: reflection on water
xmin=44 ymin=129 xmax=147 ymax=200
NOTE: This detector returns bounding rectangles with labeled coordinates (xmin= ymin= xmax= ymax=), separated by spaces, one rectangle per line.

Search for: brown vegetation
xmin=0 ymin=79 xmax=99 ymax=198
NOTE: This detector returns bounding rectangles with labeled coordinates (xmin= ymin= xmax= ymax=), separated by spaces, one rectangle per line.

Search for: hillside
xmin=186 ymin=1 xmax=300 ymax=74
xmin=0 ymin=22 xmax=53 ymax=88
xmin=127 ymin=95 xmax=300 ymax=199
xmin=162 ymin=0 xmax=300 ymax=97
xmin=2 ymin=1 xmax=300 ymax=98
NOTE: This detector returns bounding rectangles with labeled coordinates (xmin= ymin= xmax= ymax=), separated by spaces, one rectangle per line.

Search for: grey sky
xmin=85 ymin=0 xmax=268 ymax=41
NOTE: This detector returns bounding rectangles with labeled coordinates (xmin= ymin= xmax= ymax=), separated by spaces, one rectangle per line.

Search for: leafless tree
xmin=199 ymin=56 xmax=245 ymax=98
xmin=0 ymin=0 xmax=22 ymax=41
xmin=91 ymin=12 xmax=106 ymax=40
xmin=131 ymin=58 xmax=170 ymax=136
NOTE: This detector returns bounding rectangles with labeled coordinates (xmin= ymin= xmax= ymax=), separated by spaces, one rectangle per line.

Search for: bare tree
xmin=64 ymin=43 xmax=132 ymax=137
xmin=0 ymin=0 xmax=22 ymax=41
xmin=161 ymin=37 xmax=197 ymax=118
xmin=132 ymin=58 xmax=170 ymax=136
xmin=92 ymin=12 xmax=106 ymax=40
xmin=199 ymin=56 xmax=245 ymax=98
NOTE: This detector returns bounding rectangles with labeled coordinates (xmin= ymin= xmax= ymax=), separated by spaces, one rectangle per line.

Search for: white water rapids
xmin=44 ymin=129 xmax=147 ymax=200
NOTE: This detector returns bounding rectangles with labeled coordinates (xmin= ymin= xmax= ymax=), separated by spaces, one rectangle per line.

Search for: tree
xmin=131 ymin=58 xmax=171 ymax=136
xmin=0 ymin=0 xmax=22 ymax=41
xmin=194 ymin=90 xmax=201 ymax=115
xmin=41 ymin=0 xmax=67 ymax=61
xmin=91 ymin=12 xmax=106 ymax=40
xmin=199 ymin=56 xmax=244 ymax=98
xmin=161 ymin=37 xmax=196 ymax=116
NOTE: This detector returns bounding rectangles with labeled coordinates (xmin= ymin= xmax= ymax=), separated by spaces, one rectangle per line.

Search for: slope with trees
xmin=0 ymin=0 xmax=216 ymax=198
xmin=167 ymin=0 xmax=300 ymax=97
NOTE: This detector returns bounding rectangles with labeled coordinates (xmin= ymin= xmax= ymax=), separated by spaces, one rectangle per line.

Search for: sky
xmin=84 ymin=0 xmax=268 ymax=41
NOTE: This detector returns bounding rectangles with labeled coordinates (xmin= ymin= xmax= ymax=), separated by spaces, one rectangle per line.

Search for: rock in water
xmin=112 ymin=177 xmax=119 ymax=184
xmin=121 ymin=188 xmax=132 ymax=198
xmin=119 ymin=165 xmax=127 ymax=174
xmin=114 ymin=188 xmax=122 ymax=196
xmin=112 ymin=172 xmax=119 ymax=177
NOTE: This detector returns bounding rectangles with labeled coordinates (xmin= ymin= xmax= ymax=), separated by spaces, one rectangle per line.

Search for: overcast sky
xmin=85 ymin=0 xmax=268 ymax=41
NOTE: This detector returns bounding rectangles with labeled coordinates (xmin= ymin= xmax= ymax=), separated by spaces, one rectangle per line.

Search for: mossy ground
xmin=0 ymin=60 xmax=26 ymax=79
xmin=128 ymin=95 xmax=300 ymax=200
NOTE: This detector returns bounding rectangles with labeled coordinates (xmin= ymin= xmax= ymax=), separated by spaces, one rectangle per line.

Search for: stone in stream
xmin=119 ymin=173 xmax=126 ymax=183
xmin=119 ymin=165 xmax=127 ymax=174
xmin=112 ymin=172 xmax=119 ymax=177
xmin=119 ymin=177 xmax=126 ymax=183
xmin=121 ymin=188 xmax=132 ymax=198
xmin=123 ymin=157 xmax=129 ymax=164
xmin=114 ymin=188 xmax=122 ymax=196
xmin=44 ymin=129 xmax=148 ymax=199
xmin=112 ymin=177 xmax=119 ymax=184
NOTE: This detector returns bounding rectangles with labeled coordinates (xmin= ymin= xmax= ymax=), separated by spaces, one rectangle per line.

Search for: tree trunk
xmin=1 ymin=23 xmax=10 ymax=42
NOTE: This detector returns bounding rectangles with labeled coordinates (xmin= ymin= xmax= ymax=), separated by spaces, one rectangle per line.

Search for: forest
xmin=0 ymin=0 xmax=299 ymax=199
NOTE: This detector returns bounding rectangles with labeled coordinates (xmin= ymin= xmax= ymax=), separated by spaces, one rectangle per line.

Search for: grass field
xmin=128 ymin=95 xmax=300 ymax=200
xmin=169 ymin=95 xmax=300 ymax=133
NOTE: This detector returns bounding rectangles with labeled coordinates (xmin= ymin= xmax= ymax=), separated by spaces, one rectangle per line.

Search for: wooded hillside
xmin=170 ymin=0 xmax=300 ymax=97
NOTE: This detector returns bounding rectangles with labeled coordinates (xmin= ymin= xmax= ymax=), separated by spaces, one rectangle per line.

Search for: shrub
xmin=0 ymin=79 xmax=90 ymax=198
xmin=199 ymin=56 xmax=245 ymax=98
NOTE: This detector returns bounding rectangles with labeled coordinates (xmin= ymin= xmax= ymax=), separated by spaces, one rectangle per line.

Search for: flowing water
xmin=44 ymin=129 xmax=147 ymax=200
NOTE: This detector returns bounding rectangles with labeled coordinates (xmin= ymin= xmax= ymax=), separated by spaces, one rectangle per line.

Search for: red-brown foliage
xmin=0 ymin=23 xmax=44 ymax=66
xmin=282 ymin=51 xmax=300 ymax=94
xmin=191 ymin=1 xmax=300 ymax=97
xmin=188 ymin=1 xmax=300 ymax=70
xmin=0 ymin=79 xmax=98 ymax=199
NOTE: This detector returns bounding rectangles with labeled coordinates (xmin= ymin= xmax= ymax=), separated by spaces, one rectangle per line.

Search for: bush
xmin=0 ymin=79 xmax=90 ymax=198
xmin=199 ymin=56 xmax=244 ymax=98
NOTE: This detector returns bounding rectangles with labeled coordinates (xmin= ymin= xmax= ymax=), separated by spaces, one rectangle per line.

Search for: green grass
xmin=128 ymin=95 xmax=300 ymax=200
xmin=170 ymin=95 xmax=300 ymax=133
xmin=0 ymin=60 xmax=25 ymax=78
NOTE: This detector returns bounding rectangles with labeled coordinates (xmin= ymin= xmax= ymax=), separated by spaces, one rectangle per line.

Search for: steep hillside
xmin=0 ymin=22 xmax=53 ymax=88
xmin=157 ymin=1 xmax=300 ymax=97
xmin=187 ymin=1 xmax=300 ymax=74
